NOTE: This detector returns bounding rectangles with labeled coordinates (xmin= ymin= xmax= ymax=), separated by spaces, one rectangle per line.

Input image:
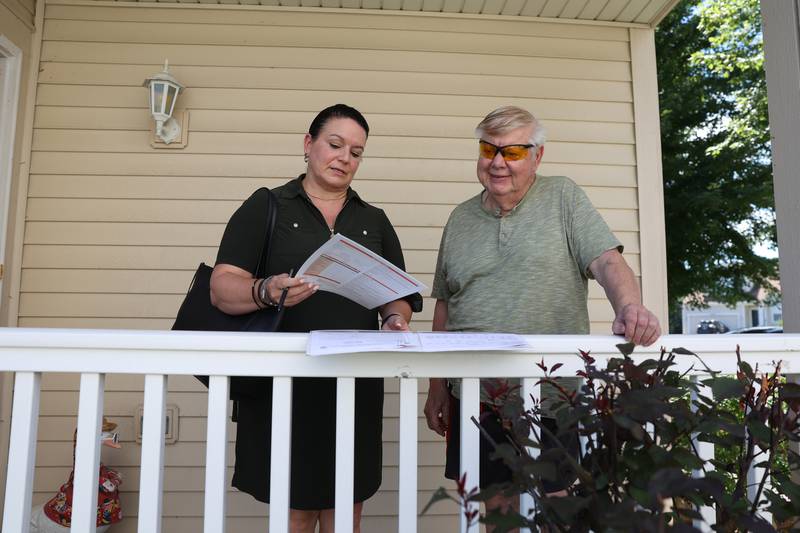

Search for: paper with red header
xmin=296 ymin=233 xmax=427 ymax=309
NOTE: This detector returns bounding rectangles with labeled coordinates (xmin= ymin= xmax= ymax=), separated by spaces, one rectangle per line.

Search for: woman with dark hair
xmin=210 ymin=104 xmax=422 ymax=532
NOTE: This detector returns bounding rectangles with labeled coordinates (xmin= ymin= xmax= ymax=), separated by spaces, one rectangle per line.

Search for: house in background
xmin=7 ymin=0 xmax=795 ymax=529
xmin=682 ymin=281 xmax=783 ymax=334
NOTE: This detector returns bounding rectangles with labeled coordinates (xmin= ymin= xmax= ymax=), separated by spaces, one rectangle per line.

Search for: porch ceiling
xmin=111 ymin=0 xmax=680 ymax=27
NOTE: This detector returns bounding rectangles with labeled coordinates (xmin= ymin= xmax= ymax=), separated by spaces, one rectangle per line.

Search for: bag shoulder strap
xmin=253 ymin=187 xmax=278 ymax=278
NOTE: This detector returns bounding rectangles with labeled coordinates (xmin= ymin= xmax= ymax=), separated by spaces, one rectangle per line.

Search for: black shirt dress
xmin=215 ymin=175 xmax=423 ymax=509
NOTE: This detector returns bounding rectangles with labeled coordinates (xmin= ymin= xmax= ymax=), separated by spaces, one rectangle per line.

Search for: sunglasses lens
xmin=502 ymin=146 xmax=530 ymax=161
xmin=479 ymin=141 xmax=532 ymax=161
xmin=479 ymin=141 xmax=498 ymax=159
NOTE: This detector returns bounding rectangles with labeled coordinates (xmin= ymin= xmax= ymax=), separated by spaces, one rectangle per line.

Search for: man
xmin=423 ymin=106 xmax=661 ymax=527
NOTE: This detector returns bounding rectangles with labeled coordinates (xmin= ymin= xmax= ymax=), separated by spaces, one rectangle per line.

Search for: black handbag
xmin=172 ymin=187 xmax=282 ymax=400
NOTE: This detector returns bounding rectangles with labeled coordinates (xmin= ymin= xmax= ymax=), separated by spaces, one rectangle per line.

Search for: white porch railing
xmin=0 ymin=329 xmax=798 ymax=533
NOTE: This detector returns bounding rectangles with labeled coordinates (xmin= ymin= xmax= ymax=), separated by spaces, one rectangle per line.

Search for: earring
xmin=304 ymin=153 xmax=309 ymax=163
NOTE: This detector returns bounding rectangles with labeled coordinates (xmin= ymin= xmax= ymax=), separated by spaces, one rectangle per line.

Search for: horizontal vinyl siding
xmin=0 ymin=0 xmax=35 ymax=28
xmin=25 ymin=3 xmax=638 ymax=529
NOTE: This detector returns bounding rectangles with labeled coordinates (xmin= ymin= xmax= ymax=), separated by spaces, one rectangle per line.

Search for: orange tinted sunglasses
xmin=478 ymin=140 xmax=534 ymax=161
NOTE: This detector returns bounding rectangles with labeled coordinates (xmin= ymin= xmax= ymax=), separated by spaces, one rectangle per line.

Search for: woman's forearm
xmin=210 ymin=268 xmax=264 ymax=315
xmin=379 ymin=299 xmax=413 ymax=330
xmin=380 ymin=300 xmax=412 ymax=322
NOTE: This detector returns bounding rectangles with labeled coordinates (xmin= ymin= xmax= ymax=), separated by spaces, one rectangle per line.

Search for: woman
xmin=209 ymin=104 xmax=422 ymax=532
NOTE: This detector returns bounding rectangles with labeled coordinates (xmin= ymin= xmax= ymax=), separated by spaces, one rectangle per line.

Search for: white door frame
xmin=0 ymin=34 xmax=23 ymax=297
xmin=0 ymin=33 xmax=22 ymax=524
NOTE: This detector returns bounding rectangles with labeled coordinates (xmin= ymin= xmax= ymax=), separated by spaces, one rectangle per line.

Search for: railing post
xmin=138 ymin=374 xmax=168 ymax=533
xmin=72 ymin=372 xmax=106 ymax=533
xmin=398 ymin=377 xmax=418 ymax=533
xmin=746 ymin=379 xmax=772 ymax=526
xmin=520 ymin=377 xmax=540 ymax=532
xmin=204 ymin=375 xmax=229 ymax=533
xmin=1 ymin=371 xmax=41 ymax=533
xmin=335 ymin=377 xmax=356 ymax=533
xmin=269 ymin=377 xmax=293 ymax=533
xmin=578 ymin=377 xmax=589 ymax=458
xmin=690 ymin=375 xmax=715 ymax=530
xmin=460 ymin=378 xmax=480 ymax=533
xmin=747 ymin=461 xmax=771 ymax=522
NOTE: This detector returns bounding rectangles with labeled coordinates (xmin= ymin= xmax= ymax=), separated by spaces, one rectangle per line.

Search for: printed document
xmin=297 ymin=233 xmax=427 ymax=309
xmin=307 ymin=330 xmax=529 ymax=356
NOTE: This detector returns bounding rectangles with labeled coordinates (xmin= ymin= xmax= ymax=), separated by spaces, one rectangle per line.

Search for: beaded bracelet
xmin=258 ymin=276 xmax=278 ymax=307
xmin=251 ymin=278 xmax=263 ymax=309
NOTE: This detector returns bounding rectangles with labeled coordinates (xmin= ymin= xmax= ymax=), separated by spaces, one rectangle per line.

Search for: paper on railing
xmin=307 ymin=330 xmax=529 ymax=356
xmin=307 ymin=330 xmax=417 ymax=356
xmin=296 ymin=233 xmax=427 ymax=309
xmin=416 ymin=332 xmax=529 ymax=352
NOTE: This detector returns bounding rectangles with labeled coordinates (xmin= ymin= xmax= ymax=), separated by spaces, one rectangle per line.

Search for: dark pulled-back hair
xmin=308 ymin=104 xmax=370 ymax=139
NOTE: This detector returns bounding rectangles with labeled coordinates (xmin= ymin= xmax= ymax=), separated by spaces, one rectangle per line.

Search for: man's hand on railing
xmin=424 ymin=378 xmax=451 ymax=437
xmin=612 ymin=303 xmax=661 ymax=347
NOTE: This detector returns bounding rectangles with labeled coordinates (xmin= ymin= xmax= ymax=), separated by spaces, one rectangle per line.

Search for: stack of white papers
xmin=307 ymin=330 xmax=530 ymax=356
xmin=297 ymin=234 xmax=427 ymax=309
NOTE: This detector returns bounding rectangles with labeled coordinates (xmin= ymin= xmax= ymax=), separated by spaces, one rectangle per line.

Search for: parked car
xmin=724 ymin=326 xmax=783 ymax=334
xmin=696 ymin=320 xmax=731 ymax=334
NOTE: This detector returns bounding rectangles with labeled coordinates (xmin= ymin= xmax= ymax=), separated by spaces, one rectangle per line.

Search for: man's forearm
xmin=592 ymin=251 xmax=641 ymax=313
xmin=591 ymin=249 xmax=661 ymax=346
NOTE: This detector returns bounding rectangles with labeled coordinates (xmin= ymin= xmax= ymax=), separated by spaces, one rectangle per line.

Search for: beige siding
xmin=21 ymin=2 xmax=649 ymax=529
xmin=0 ymin=0 xmax=35 ymax=28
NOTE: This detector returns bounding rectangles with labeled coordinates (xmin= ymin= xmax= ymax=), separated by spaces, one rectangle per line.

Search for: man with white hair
xmin=423 ymin=105 xmax=661 ymax=528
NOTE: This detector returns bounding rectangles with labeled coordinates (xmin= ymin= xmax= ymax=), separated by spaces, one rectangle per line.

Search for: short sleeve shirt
xmin=216 ymin=175 xmax=423 ymax=333
xmin=432 ymin=175 xmax=622 ymax=335
xmin=432 ymin=175 xmax=622 ymax=403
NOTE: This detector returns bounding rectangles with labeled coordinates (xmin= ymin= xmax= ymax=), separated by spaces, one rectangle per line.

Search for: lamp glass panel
xmin=152 ymin=82 xmax=165 ymax=114
xmin=165 ymin=85 xmax=178 ymax=117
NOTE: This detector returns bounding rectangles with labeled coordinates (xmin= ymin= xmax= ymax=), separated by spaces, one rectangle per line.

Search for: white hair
xmin=475 ymin=105 xmax=547 ymax=146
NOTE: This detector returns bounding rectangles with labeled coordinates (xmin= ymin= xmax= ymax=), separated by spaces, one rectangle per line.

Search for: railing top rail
xmin=0 ymin=328 xmax=797 ymax=377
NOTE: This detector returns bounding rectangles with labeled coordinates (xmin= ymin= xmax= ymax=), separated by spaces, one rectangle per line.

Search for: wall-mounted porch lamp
xmin=143 ymin=60 xmax=184 ymax=145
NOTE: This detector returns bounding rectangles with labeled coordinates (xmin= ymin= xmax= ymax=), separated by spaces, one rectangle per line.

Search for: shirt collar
xmin=280 ymin=174 xmax=366 ymax=206
xmin=480 ymin=174 xmax=541 ymax=218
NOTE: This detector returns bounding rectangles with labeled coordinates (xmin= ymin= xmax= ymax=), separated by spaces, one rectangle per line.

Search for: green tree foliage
xmin=656 ymin=0 xmax=778 ymax=332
